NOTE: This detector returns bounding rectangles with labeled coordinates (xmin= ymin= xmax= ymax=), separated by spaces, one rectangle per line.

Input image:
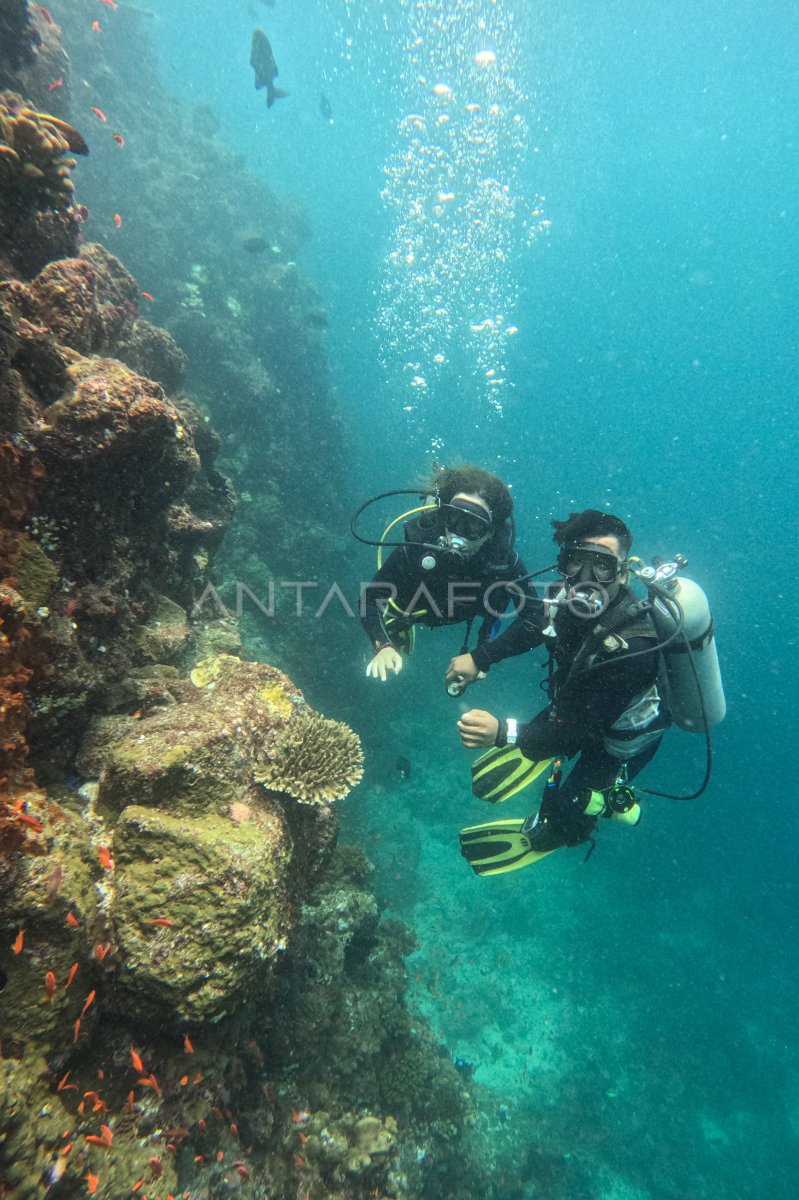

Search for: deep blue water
xmin=127 ymin=1 xmax=798 ymax=1193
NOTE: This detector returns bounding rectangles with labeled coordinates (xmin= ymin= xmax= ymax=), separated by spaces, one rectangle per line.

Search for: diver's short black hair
xmin=552 ymin=509 xmax=633 ymax=557
xmin=423 ymin=463 xmax=513 ymax=525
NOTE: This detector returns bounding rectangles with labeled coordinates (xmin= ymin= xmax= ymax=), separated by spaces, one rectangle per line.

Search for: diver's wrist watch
xmin=505 ymin=718 xmax=518 ymax=745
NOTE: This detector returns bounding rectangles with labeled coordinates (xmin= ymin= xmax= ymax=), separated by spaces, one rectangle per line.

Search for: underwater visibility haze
xmin=0 ymin=0 xmax=797 ymax=1197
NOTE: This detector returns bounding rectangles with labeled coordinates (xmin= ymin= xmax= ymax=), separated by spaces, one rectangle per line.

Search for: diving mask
xmin=557 ymin=541 xmax=626 ymax=585
xmin=441 ymin=498 xmax=493 ymax=547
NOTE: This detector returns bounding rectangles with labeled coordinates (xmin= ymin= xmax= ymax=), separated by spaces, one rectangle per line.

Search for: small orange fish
xmin=183 ymin=1034 xmax=194 ymax=1053
xmin=45 ymin=970 xmax=56 ymax=1001
xmin=97 ymin=1069 xmax=105 ymax=1080
xmin=112 ymin=132 xmax=125 ymax=146
xmin=65 ymin=962 xmax=79 ymax=989
xmin=48 ymin=78 xmax=64 ymax=91
xmin=114 ymin=213 xmax=122 ymax=229
xmin=92 ymin=1100 xmax=110 ymax=1114
xmin=85 ymin=1174 xmax=99 ymax=1195
xmin=97 ymin=846 xmax=113 ymax=869
xmin=216 ymin=1151 xmax=224 ymax=1163
xmin=73 ymin=1018 xmax=82 ymax=1043
xmin=100 ymin=1125 xmax=113 ymax=1146
xmin=149 ymin=1158 xmax=163 ymax=1179
xmin=78 ymin=1101 xmax=86 ymax=1116
xmin=130 ymin=1048 xmax=144 ymax=1073
xmin=12 ymin=930 xmax=24 ymax=954
xmin=61 ymin=1142 xmax=73 ymax=1156
xmin=179 ymin=1075 xmax=189 ymax=1086
xmin=84 ymin=1091 xmax=100 ymax=1103
xmin=18 ymin=812 xmax=44 ymax=831
xmin=91 ymin=106 xmax=107 ymax=122
xmin=132 ymin=1182 xmax=145 ymax=1194
xmin=148 ymin=918 xmax=173 ymax=927
xmin=140 ymin=291 xmax=155 ymax=302
xmin=293 ymin=1155 xmax=306 ymax=1168
xmin=94 ymin=943 xmax=111 ymax=961
xmin=233 ymin=1165 xmax=250 ymax=1181
xmin=57 ymin=1072 xmax=76 ymax=1092
xmin=166 ymin=1143 xmax=177 ymax=1155
xmin=100 ymin=0 xmax=118 ymax=8
xmin=91 ymin=19 xmax=101 ymax=31
xmin=81 ymin=990 xmax=96 ymax=1016
xmin=66 ymin=912 xmax=79 ymax=929
xmin=298 ymin=1132 xmax=309 ymax=1145
xmin=192 ymin=1072 xmax=203 ymax=1085
xmin=125 ymin=1091 xmax=135 ymax=1111
xmin=84 ymin=1135 xmax=110 ymax=1148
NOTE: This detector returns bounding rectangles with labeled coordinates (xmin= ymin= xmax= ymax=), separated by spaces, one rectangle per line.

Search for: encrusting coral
xmin=0 ymin=90 xmax=85 ymax=277
xmin=255 ymin=712 xmax=365 ymax=805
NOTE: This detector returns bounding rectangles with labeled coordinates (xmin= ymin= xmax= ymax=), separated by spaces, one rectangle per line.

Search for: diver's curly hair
xmin=422 ymin=463 xmax=514 ymax=525
xmin=552 ymin=509 xmax=633 ymax=556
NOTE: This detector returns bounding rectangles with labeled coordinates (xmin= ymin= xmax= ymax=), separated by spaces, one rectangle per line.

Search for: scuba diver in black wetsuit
xmin=355 ymin=464 xmax=534 ymax=685
xmin=454 ymin=510 xmax=672 ymax=854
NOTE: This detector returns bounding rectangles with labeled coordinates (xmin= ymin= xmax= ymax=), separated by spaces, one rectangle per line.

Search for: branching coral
xmin=255 ymin=714 xmax=364 ymax=805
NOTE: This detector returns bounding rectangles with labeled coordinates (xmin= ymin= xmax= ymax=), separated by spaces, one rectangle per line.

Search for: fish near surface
xmin=250 ymin=29 xmax=288 ymax=108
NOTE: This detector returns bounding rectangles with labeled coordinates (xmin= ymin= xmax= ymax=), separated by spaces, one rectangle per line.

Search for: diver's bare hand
xmin=366 ymin=646 xmax=403 ymax=681
xmin=445 ymin=653 xmax=483 ymax=691
xmin=457 ymin=708 xmax=500 ymax=747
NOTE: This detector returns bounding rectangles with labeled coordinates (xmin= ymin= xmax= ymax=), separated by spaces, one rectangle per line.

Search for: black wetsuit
xmin=361 ymin=517 xmax=533 ymax=655
xmin=471 ymin=585 xmax=669 ymax=846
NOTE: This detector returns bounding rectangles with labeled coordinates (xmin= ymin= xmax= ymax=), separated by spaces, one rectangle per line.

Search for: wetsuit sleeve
xmin=471 ymin=599 xmax=545 ymax=671
xmin=360 ymin=549 xmax=408 ymax=653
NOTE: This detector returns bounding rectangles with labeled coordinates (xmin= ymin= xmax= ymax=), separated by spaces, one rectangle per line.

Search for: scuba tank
xmin=637 ymin=557 xmax=726 ymax=732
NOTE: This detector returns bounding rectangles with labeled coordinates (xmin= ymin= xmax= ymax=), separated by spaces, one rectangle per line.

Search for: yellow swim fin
xmin=459 ymin=818 xmax=558 ymax=876
xmin=470 ymin=746 xmax=553 ymax=804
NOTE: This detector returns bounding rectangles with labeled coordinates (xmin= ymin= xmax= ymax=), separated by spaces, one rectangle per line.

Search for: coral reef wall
xmin=0 ymin=6 xmax=491 ymax=1199
xmin=54 ymin=0 xmax=360 ymax=697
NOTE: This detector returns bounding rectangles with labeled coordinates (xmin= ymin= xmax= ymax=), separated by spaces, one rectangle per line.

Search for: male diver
xmin=358 ymin=464 xmax=534 ymax=683
xmin=453 ymin=510 xmax=669 ymax=866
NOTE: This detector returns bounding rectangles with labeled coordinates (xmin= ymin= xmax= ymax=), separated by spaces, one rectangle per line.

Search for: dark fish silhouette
xmin=242 ymin=236 xmax=268 ymax=254
xmin=250 ymin=29 xmax=288 ymax=109
xmin=396 ymin=755 xmax=411 ymax=780
xmin=319 ymin=93 xmax=333 ymax=123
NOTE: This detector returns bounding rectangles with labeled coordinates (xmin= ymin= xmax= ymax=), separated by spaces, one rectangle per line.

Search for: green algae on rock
xmin=109 ymin=804 xmax=292 ymax=1023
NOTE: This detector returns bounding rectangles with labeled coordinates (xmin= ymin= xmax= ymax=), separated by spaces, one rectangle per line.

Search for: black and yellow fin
xmin=459 ymin=818 xmax=557 ymax=876
xmin=470 ymin=746 xmax=553 ymax=804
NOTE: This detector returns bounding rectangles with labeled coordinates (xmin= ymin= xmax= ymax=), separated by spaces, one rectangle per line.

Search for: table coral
xmin=254 ymin=713 xmax=365 ymax=805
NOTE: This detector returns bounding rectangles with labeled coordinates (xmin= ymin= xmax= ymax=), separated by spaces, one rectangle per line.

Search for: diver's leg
xmin=522 ymin=729 xmax=665 ymax=851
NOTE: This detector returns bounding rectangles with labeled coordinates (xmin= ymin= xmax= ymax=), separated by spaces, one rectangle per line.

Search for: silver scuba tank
xmin=638 ymin=558 xmax=726 ymax=732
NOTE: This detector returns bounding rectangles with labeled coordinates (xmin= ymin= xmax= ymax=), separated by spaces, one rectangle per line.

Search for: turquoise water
xmin=94 ymin=0 xmax=798 ymax=1194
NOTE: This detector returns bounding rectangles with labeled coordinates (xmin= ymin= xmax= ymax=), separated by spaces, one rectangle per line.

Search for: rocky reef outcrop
xmin=0 ymin=7 xmax=491 ymax=1200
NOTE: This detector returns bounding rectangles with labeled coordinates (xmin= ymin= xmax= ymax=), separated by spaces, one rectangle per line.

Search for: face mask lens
xmin=559 ymin=545 xmax=620 ymax=583
xmin=445 ymin=503 xmax=491 ymax=541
